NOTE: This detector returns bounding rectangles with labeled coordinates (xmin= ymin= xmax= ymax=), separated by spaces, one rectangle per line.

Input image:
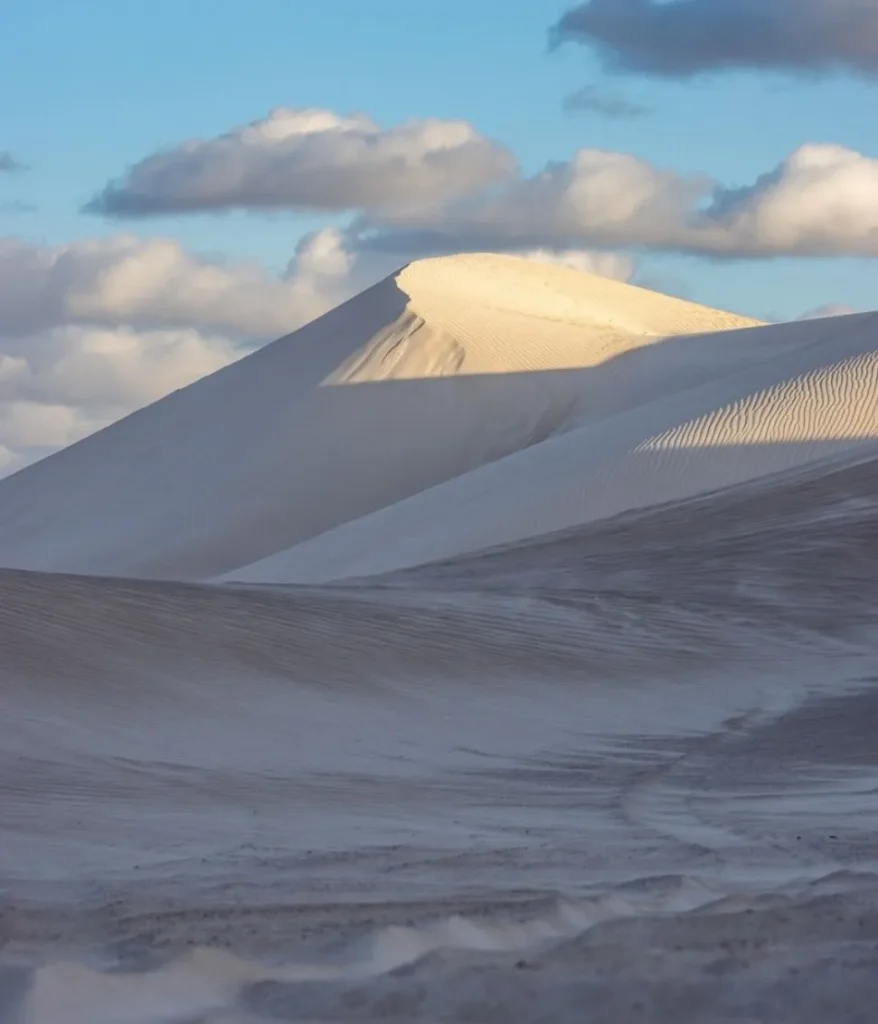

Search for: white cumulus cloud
xmin=356 ymin=142 xmax=878 ymax=259
xmin=0 ymin=326 xmax=241 ymax=410
xmin=697 ymin=144 xmax=878 ymax=256
xmin=0 ymin=229 xmax=378 ymax=473
xmin=86 ymin=107 xmax=516 ymax=218
xmin=354 ymin=148 xmax=705 ymax=253
xmin=82 ymin=106 xmax=878 ymax=261
xmin=0 ymin=232 xmax=364 ymax=339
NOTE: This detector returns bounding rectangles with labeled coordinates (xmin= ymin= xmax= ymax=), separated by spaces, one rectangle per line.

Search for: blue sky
xmin=2 ymin=0 xmax=877 ymax=320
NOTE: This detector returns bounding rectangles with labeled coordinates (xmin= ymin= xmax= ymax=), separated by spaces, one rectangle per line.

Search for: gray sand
xmin=3 ymin=450 xmax=878 ymax=1022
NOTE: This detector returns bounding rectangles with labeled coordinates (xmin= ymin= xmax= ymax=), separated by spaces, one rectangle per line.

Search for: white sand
xmin=0 ymin=254 xmax=757 ymax=580
xmin=2 ymin=251 xmax=875 ymax=587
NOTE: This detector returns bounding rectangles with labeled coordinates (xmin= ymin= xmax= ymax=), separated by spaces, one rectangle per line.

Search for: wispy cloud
xmin=0 ymin=152 xmax=25 ymax=173
xmin=797 ymin=303 xmax=859 ymax=320
xmin=0 ymin=201 xmax=36 ymax=214
xmin=562 ymin=86 xmax=651 ymax=118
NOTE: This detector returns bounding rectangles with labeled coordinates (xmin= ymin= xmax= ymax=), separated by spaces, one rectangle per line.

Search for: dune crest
xmin=0 ymin=253 xmax=757 ymax=580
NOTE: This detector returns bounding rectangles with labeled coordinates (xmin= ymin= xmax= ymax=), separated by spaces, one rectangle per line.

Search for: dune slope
xmin=223 ymin=310 xmax=878 ymax=584
xmin=0 ymin=254 xmax=756 ymax=579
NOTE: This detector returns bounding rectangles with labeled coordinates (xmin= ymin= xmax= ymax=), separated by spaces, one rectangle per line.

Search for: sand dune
xmin=0 ymin=254 xmax=757 ymax=580
xmin=224 ymin=309 xmax=878 ymax=583
xmin=2 ymin=251 xmax=874 ymax=588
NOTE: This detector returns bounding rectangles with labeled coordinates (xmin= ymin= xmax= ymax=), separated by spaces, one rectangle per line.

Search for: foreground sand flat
xmin=1 ymin=256 xmax=878 ymax=1022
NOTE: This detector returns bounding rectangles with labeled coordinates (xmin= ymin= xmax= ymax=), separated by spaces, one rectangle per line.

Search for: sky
xmin=1 ymin=0 xmax=877 ymax=471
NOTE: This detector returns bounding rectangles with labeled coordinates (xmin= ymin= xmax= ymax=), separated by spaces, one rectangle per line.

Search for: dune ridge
xmin=0 ymin=254 xmax=757 ymax=580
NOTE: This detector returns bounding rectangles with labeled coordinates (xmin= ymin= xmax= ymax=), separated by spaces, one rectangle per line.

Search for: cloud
xmin=0 ymin=400 xmax=87 ymax=451
xmin=85 ymin=104 xmax=878 ymax=259
xmin=355 ymin=142 xmax=878 ymax=259
xmin=562 ymin=86 xmax=651 ymax=118
xmin=354 ymin=148 xmax=709 ymax=253
xmin=0 ymin=152 xmax=25 ymax=173
xmin=552 ymin=0 xmax=878 ymax=79
xmin=0 ymin=326 xmax=241 ymax=411
xmin=0 ymin=445 xmax=18 ymax=472
xmin=86 ymin=107 xmax=516 ymax=218
xmin=515 ymin=248 xmax=635 ymax=281
xmin=0 ymin=201 xmax=37 ymax=214
xmin=0 ymin=327 xmax=242 ymax=475
xmin=0 ymin=232 xmax=373 ymax=340
xmin=695 ymin=144 xmax=878 ymax=256
xmin=797 ymin=303 xmax=859 ymax=320
xmin=0 ymin=229 xmax=376 ymax=473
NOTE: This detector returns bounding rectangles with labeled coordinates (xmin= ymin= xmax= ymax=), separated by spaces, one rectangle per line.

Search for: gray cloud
xmin=552 ymin=0 xmax=878 ymax=78
xmin=562 ymin=86 xmax=651 ymax=118
xmin=0 ymin=152 xmax=25 ymax=173
xmin=86 ymin=107 xmax=516 ymax=218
